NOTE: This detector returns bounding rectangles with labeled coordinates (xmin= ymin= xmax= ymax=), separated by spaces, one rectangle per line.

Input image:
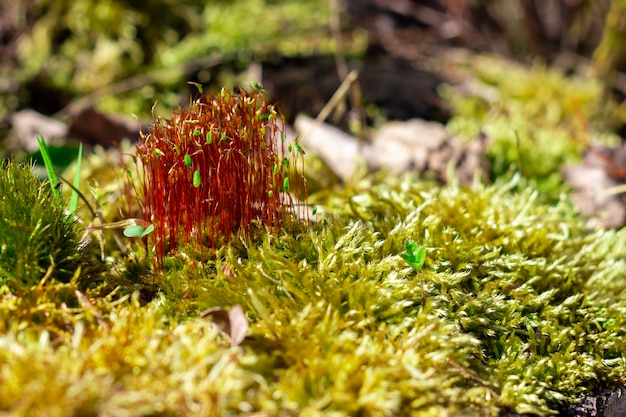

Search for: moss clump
xmin=0 ymin=160 xmax=98 ymax=290
xmin=136 ymin=87 xmax=307 ymax=264
xmin=1 ymin=172 xmax=624 ymax=416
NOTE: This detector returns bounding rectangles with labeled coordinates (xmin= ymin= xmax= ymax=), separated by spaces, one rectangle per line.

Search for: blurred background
xmin=1 ymin=0 xmax=625 ymax=153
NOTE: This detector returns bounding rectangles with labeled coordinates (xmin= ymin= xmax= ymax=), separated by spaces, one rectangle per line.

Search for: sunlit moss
xmin=2 ymin=169 xmax=624 ymax=416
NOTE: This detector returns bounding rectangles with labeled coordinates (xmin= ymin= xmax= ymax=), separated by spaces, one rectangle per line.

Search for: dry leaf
xmin=200 ymin=304 xmax=249 ymax=347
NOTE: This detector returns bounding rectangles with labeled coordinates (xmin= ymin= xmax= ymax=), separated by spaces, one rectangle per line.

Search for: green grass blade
xmin=37 ymin=135 xmax=59 ymax=197
xmin=68 ymin=143 xmax=83 ymax=213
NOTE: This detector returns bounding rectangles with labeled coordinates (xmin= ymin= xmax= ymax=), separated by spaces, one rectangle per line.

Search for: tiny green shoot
xmin=193 ymin=170 xmax=201 ymax=187
xmin=184 ymin=154 xmax=192 ymax=167
xmin=401 ymin=239 xmax=426 ymax=271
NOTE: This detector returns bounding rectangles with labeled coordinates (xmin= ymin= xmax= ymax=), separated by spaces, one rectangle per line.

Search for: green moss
xmin=441 ymin=55 xmax=621 ymax=193
xmin=0 ymin=160 xmax=100 ymax=291
xmin=1 ymin=171 xmax=624 ymax=416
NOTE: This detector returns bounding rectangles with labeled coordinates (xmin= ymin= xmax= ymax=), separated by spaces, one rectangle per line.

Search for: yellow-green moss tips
xmin=2 ymin=172 xmax=623 ymax=416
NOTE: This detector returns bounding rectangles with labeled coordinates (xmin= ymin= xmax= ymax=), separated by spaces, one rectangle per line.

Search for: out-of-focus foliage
xmin=593 ymin=0 xmax=626 ymax=96
xmin=3 ymin=0 xmax=334 ymax=119
xmin=440 ymin=54 xmax=621 ymax=194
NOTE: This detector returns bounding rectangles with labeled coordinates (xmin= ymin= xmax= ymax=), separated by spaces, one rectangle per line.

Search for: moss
xmin=1 ymin=170 xmax=624 ymax=416
xmin=440 ymin=55 xmax=622 ymax=194
xmin=0 ymin=160 xmax=101 ymax=291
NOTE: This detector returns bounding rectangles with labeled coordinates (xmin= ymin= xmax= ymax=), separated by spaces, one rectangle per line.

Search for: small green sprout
xmin=193 ymin=170 xmax=201 ymax=187
xmin=401 ymin=239 xmax=426 ymax=271
xmin=206 ymin=132 xmax=212 ymax=144
xmin=184 ymin=154 xmax=192 ymax=167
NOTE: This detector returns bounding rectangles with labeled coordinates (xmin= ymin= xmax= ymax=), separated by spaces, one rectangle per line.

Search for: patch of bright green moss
xmin=440 ymin=55 xmax=621 ymax=193
xmin=1 ymin=172 xmax=625 ymax=416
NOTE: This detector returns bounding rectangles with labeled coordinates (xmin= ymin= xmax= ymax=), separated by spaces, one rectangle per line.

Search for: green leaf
xmin=193 ymin=129 xmax=201 ymax=136
xmin=141 ymin=224 xmax=155 ymax=237
xmin=283 ymin=177 xmax=289 ymax=191
xmin=37 ymin=135 xmax=59 ymax=197
xmin=123 ymin=225 xmax=146 ymax=238
xmin=123 ymin=224 xmax=154 ymax=238
xmin=184 ymin=154 xmax=192 ymax=167
xmin=401 ymin=239 xmax=426 ymax=271
xmin=193 ymin=170 xmax=201 ymax=187
xmin=206 ymin=132 xmax=212 ymax=144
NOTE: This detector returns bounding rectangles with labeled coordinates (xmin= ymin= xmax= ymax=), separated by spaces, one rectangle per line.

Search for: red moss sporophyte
xmin=135 ymin=86 xmax=307 ymax=264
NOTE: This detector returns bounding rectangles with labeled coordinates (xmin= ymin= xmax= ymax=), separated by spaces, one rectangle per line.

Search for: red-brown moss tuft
xmin=135 ymin=87 xmax=307 ymax=264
